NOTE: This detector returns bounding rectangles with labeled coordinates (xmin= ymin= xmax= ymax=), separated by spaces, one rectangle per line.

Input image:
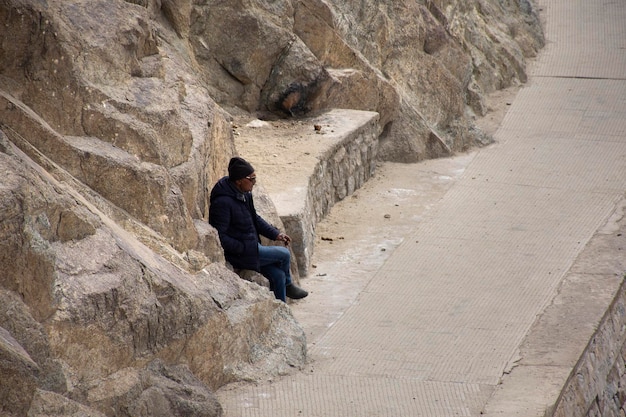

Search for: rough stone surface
xmin=0 ymin=143 xmax=305 ymax=416
xmin=0 ymin=325 xmax=39 ymax=416
xmin=29 ymin=390 xmax=107 ymax=417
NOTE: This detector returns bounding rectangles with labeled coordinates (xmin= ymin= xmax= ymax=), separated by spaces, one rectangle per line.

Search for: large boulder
xmin=0 ymin=138 xmax=306 ymax=415
xmin=0 ymin=325 xmax=39 ymax=416
xmin=0 ymin=0 xmax=233 ymax=253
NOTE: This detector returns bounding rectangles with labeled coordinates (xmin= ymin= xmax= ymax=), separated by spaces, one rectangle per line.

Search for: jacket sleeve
xmin=256 ymin=215 xmax=280 ymax=240
xmin=209 ymin=197 xmax=245 ymax=254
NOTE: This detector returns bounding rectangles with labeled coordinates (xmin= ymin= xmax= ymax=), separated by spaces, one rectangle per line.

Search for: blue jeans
xmin=258 ymin=244 xmax=293 ymax=302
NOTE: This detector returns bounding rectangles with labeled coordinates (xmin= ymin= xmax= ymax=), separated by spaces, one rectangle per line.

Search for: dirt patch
xmin=231 ymin=109 xmax=378 ymax=196
xmin=474 ymin=86 xmax=520 ymax=136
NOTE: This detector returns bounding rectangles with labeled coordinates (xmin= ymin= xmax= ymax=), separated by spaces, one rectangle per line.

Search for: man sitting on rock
xmin=209 ymin=156 xmax=308 ymax=302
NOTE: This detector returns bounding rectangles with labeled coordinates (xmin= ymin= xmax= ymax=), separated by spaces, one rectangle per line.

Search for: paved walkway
xmin=217 ymin=0 xmax=626 ymax=415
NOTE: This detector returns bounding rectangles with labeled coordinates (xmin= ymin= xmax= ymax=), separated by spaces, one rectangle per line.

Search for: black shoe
xmin=286 ymin=283 xmax=308 ymax=299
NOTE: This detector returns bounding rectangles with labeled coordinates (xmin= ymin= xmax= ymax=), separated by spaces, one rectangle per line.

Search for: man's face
xmin=236 ymin=172 xmax=256 ymax=192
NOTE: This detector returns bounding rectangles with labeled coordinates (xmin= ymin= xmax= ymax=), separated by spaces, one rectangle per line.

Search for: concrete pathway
xmin=217 ymin=0 xmax=626 ymax=415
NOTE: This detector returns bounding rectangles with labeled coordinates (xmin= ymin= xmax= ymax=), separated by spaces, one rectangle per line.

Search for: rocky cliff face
xmin=0 ymin=0 xmax=543 ymax=415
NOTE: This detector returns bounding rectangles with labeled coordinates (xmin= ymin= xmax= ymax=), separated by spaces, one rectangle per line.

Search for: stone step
xmin=233 ymin=108 xmax=381 ymax=276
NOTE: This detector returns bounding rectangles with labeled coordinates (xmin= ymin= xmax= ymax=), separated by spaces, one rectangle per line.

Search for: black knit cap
xmin=228 ymin=157 xmax=254 ymax=181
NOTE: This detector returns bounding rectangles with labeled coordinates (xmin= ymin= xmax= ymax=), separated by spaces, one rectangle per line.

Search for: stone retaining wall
xmin=545 ymin=200 xmax=626 ymax=417
xmin=284 ymin=113 xmax=380 ymax=275
xmin=551 ymin=277 xmax=626 ymax=417
xmin=235 ymin=109 xmax=381 ymax=277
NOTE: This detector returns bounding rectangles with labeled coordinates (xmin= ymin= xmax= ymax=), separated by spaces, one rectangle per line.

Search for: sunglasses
xmin=246 ymin=176 xmax=257 ymax=182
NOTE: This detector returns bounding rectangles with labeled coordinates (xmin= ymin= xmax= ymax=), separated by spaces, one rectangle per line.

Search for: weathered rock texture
xmin=192 ymin=0 xmax=543 ymax=161
xmin=0 ymin=133 xmax=306 ymax=417
xmin=0 ymin=0 xmax=543 ymax=415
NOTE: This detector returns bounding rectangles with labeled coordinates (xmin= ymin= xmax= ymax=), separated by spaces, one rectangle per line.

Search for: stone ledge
xmin=234 ymin=109 xmax=381 ymax=276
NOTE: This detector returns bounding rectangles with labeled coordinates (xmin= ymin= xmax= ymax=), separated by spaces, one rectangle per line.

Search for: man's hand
xmin=276 ymin=233 xmax=292 ymax=246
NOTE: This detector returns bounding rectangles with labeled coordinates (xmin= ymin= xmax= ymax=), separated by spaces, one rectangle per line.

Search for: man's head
xmin=228 ymin=157 xmax=256 ymax=192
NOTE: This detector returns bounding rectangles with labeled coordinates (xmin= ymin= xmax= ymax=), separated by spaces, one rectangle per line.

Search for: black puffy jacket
xmin=209 ymin=176 xmax=279 ymax=271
